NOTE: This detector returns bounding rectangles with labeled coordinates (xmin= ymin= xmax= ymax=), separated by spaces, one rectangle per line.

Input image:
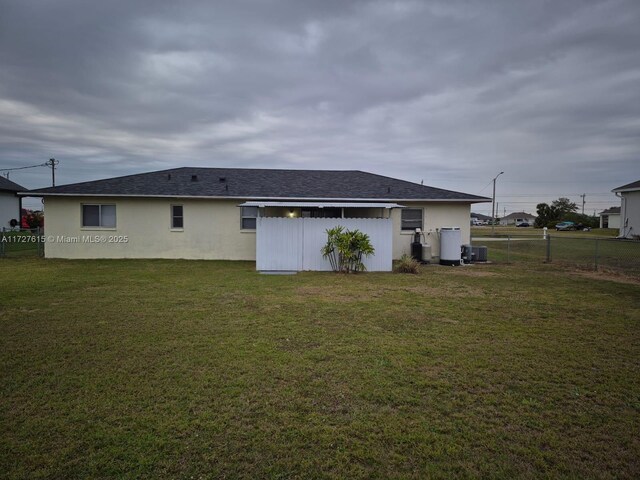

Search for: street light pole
xmin=491 ymin=171 xmax=504 ymax=236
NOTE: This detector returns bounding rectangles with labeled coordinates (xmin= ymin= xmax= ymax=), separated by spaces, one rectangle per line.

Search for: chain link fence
xmin=473 ymin=233 xmax=640 ymax=277
xmin=0 ymin=227 xmax=45 ymax=258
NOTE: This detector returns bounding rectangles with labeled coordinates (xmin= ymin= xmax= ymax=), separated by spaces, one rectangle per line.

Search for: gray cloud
xmin=1 ymin=0 xmax=638 ymax=214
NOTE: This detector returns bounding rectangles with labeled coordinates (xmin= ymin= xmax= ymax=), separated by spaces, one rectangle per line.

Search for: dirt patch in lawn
xmin=297 ymin=286 xmax=384 ymax=303
xmin=297 ymin=284 xmax=486 ymax=300
xmin=439 ymin=266 xmax=499 ymax=277
xmin=389 ymin=285 xmax=485 ymax=297
xmin=569 ymin=268 xmax=640 ymax=285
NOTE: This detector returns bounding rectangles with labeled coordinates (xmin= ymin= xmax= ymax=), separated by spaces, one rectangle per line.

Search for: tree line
xmin=534 ymin=197 xmax=599 ymax=228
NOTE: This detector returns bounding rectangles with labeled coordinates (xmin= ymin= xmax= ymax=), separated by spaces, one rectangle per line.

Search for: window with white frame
xmin=171 ymin=205 xmax=184 ymax=229
xmin=82 ymin=204 xmax=116 ymax=228
xmin=401 ymin=208 xmax=423 ymax=231
xmin=241 ymin=206 xmax=258 ymax=230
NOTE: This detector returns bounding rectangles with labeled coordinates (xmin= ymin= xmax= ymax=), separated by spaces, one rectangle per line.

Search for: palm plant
xmin=321 ymin=226 xmax=375 ymax=273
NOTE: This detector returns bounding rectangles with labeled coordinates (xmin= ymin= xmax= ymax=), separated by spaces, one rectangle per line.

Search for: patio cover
xmin=238 ymin=201 xmax=405 ymax=209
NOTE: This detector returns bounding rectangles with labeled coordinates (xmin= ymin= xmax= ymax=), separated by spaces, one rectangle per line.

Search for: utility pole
xmin=46 ymin=158 xmax=59 ymax=186
xmin=491 ymin=171 xmax=504 ymax=236
xmin=580 ymin=193 xmax=586 ymax=215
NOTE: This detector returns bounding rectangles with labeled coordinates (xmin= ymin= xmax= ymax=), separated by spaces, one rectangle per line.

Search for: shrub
xmin=395 ymin=254 xmax=420 ymax=274
xmin=22 ymin=210 xmax=44 ymax=229
xmin=321 ymin=226 xmax=375 ymax=273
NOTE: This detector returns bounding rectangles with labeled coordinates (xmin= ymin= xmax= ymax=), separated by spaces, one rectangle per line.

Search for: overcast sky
xmin=1 ymin=0 xmax=638 ymax=214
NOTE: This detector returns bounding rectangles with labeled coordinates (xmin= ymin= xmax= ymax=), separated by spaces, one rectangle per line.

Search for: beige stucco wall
xmin=42 ymin=197 xmax=471 ymax=260
xmin=390 ymin=202 xmax=471 ymax=260
xmin=43 ymin=197 xmax=256 ymax=259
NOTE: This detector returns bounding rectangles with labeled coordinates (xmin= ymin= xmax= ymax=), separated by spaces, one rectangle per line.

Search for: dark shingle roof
xmin=0 ymin=176 xmax=25 ymax=192
xmin=502 ymin=211 xmax=536 ymax=220
xmin=599 ymin=206 xmax=621 ymax=215
xmin=25 ymin=167 xmax=490 ymax=202
xmin=613 ymin=179 xmax=640 ymax=192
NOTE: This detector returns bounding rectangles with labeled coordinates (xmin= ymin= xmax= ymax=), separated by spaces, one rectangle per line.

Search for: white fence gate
xmin=256 ymin=217 xmax=393 ymax=271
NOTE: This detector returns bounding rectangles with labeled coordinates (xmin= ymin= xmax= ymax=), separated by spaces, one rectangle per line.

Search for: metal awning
xmin=238 ymin=201 xmax=405 ymax=209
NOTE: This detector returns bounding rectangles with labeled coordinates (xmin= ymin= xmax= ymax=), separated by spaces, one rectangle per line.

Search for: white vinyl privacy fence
xmin=256 ymin=217 xmax=393 ymax=271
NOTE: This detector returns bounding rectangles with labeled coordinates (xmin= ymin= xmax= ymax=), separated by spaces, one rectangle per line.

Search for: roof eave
xmin=22 ymin=192 xmax=491 ymax=202
xmin=612 ymin=187 xmax=640 ymax=193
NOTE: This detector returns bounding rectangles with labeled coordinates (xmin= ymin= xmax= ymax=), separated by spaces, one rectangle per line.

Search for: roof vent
xmin=219 ymin=176 xmax=226 ymax=182
xmin=167 ymin=174 xmax=171 ymax=180
xmin=191 ymin=174 xmax=198 ymax=182
xmin=387 ymin=186 xmax=391 ymax=193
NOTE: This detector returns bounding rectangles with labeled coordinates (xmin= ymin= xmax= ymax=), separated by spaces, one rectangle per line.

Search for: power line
xmin=1 ymin=162 xmax=49 ymax=172
xmin=477 ymin=178 xmax=495 ymax=194
xmin=1 ymin=159 xmax=58 ymax=186
xmin=494 ymin=193 xmax=615 ymax=197
xmin=1 ymin=161 xmax=49 ymax=180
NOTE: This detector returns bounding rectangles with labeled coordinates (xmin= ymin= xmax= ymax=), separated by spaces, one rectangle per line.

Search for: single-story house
xmin=499 ymin=212 xmax=536 ymax=226
xmin=0 ymin=176 xmax=24 ymax=230
xmin=22 ymin=167 xmax=490 ymax=270
xmin=598 ymin=206 xmax=621 ymax=229
xmin=612 ymin=180 xmax=640 ymax=239
xmin=470 ymin=213 xmax=491 ymax=225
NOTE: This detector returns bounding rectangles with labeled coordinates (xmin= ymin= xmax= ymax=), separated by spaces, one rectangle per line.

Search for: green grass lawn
xmin=1 ymin=259 xmax=639 ymax=479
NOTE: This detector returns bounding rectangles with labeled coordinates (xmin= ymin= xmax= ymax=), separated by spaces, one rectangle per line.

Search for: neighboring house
xmin=22 ymin=167 xmax=490 ymax=270
xmin=0 ymin=176 xmax=24 ymax=230
xmin=612 ymin=180 xmax=640 ymax=239
xmin=599 ymin=206 xmax=621 ymax=229
xmin=471 ymin=212 xmax=492 ymax=225
xmin=499 ymin=212 xmax=536 ymax=226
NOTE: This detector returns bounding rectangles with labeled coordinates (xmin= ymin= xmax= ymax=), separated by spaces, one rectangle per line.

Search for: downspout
xmin=18 ymin=195 xmax=23 ymax=229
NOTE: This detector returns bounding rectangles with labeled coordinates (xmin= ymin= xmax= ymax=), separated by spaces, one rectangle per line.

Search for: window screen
xmin=241 ymin=206 xmax=258 ymax=230
xmin=82 ymin=205 xmax=100 ymax=227
xmin=401 ymin=208 xmax=423 ymax=231
xmin=82 ymin=204 xmax=116 ymax=228
xmin=171 ymin=205 xmax=184 ymax=229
